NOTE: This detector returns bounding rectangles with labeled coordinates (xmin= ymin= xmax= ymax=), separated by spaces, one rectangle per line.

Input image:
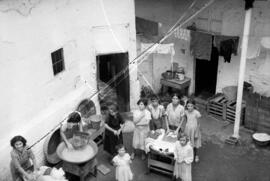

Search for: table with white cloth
xmin=145 ymin=129 xmax=177 ymax=176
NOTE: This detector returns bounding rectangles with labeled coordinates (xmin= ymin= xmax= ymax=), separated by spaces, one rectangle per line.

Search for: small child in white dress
xmin=112 ymin=144 xmax=133 ymax=181
xmin=173 ymin=133 xmax=194 ymax=181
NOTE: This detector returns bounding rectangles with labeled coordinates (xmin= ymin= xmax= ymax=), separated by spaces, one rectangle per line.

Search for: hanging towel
xmin=136 ymin=17 xmax=159 ymax=36
xmin=214 ymin=35 xmax=239 ymax=63
xmin=190 ymin=31 xmax=212 ymax=60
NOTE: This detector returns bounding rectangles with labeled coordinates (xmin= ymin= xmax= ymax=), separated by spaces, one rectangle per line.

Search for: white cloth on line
xmin=141 ymin=43 xmax=175 ymax=55
xmin=174 ymin=27 xmax=191 ymax=41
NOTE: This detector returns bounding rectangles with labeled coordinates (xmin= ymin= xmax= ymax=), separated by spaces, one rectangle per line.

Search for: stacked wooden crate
xmin=226 ymin=100 xmax=246 ymax=123
xmin=207 ymin=94 xmax=227 ymax=120
xmin=207 ymin=94 xmax=245 ymax=124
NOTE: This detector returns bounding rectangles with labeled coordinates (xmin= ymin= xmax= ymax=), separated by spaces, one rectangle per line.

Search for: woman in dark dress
xmin=103 ymin=104 xmax=124 ymax=156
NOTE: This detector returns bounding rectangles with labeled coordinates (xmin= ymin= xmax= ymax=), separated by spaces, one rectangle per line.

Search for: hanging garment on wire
xmin=190 ymin=31 xmax=212 ymax=60
xmin=174 ymin=28 xmax=191 ymax=41
xmin=214 ymin=35 xmax=239 ymax=63
xmin=141 ymin=43 xmax=175 ymax=55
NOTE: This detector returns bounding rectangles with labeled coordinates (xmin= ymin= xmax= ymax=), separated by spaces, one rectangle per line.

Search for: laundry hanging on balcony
xmin=190 ymin=31 xmax=212 ymax=60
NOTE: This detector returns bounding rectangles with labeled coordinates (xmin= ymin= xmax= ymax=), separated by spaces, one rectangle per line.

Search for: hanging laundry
xmin=174 ymin=27 xmax=191 ymax=41
xmin=141 ymin=43 xmax=175 ymax=55
xmin=214 ymin=35 xmax=239 ymax=63
xmin=136 ymin=17 xmax=159 ymax=36
xmin=190 ymin=31 xmax=212 ymax=60
xmin=247 ymin=37 xmax=261 ymax=59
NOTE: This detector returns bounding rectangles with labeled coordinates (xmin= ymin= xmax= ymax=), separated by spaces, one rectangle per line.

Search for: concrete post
xmin=233 ymin=8 xmax=252 ymax=138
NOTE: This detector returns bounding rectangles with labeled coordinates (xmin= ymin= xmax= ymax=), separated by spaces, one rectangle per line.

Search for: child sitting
xmin=112 ymin=144 xmax=133 ymax=181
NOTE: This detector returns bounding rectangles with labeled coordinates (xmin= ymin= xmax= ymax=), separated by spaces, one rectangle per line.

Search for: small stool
xmin=62 ymin=158 xmax=97 ymax=181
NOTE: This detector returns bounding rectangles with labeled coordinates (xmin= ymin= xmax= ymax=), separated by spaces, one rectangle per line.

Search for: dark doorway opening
xmin=96 ymin=53 xmax=130 ymax=112
xmin=195 ymin=46 xmax=219 ymax=100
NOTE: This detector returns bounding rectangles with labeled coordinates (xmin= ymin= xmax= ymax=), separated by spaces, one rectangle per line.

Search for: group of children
xmin=9 ymin=93 xmax=201 ymax=181
xmin=104 ymin=93 xmax=202 ymax=181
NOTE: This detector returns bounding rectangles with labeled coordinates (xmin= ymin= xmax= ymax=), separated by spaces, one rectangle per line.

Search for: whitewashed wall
xmin=0 ymin=0 xmax=137 ymax=179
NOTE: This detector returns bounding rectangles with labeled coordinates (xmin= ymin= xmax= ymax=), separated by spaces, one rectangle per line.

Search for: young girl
xmin=112 ymin=144 xmax=133 ymax=181
xmin=184 ymin=99 xmax=201 ymax=162
xmin=165 ymin=93 xmax=185 ymax=134
xmin=60 ymin=111 xmax=84 ymax=149
xmin=104 ymin=104 xmax=124 ymax=156
xmin=131 ymin=98 xmax=151 ymax=160
xmin=148 ymin=95 xmax=165 ymax=131
xmin=173 ymin=133 xmax=194 ymax=181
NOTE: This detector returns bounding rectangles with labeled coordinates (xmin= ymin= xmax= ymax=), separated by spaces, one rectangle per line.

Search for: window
xmin=51 ymin=48 xmax=65 ymax=75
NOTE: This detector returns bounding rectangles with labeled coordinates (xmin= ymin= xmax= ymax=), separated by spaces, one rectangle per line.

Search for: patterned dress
xmin=10 ymin=146 xmax=35 ymax=181
xmin=174 ymin=141 xmax=194 ymax=181
xmin=132 ymin=109 xmax=151 ymax=151
xmin=113 ymin=153 xmax=133 ymax=181
xmin=184 ymin=110 xmax=202 ymax=148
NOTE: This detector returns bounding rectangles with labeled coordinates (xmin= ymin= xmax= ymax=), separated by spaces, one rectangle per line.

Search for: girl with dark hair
xmin=104 ymin=103 xmax=124 ymax=156
xmin=60 ymin=111 xmax=84 ymax=149
xmin=173 ymin=133 xmax=193 ymax=181
xmin=148 ymin=95 xmax=165 ymax=130
xmin=10 ymin=136 xmax=38 ymax=181
xmin=184 ymin=99 xmax=202 ymax=163
xmin=112 ymin=144 xmax=133 ymax=181
xmin=165 ymin=93 xmax=185 ymax=134
xmin=131 ymin=98 xmax=151 ymax=160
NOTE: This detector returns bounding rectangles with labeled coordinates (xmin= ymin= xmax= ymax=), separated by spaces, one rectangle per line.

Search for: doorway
xmin=195 ymin=46 xmax=219 ymax=99
xmin=96 ymin=53 xmax=130 ymax=112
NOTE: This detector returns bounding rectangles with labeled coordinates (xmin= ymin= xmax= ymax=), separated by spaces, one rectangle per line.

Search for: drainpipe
xmin=233 ymin=1 xmax=253 ymax=139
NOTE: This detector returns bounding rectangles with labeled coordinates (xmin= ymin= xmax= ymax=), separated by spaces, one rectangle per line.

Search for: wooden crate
xmin=207 ymin=94 xmax=227 ymax=120
xmin=225 ymin=100 xmax=246 ymax=124
xmin=207 ymin=94 xmax=246 ymax=124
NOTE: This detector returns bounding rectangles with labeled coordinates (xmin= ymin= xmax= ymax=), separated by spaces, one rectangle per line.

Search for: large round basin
xmin=56 ymin=140 xmax=98 ymax=164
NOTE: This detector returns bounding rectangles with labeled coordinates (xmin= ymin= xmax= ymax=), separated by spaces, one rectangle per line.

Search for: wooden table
xmin=147 ymin=148 xmax=175 ymax=177
xmin=63 ymin=157 xmax=97 ymax=181
xmin=62 ymin=126 xmax=104 ymax=181
xmin=88 ymin=125 xmax=105 ymax=146
xmin=146 ymin=131 xmax=177 ymax=178
xmin=160 ymin=77 xmax=191 ymax=95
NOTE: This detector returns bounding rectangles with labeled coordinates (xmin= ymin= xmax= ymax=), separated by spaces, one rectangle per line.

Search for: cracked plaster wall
xmin=0 ymin=0 xmax=137 ymax=179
